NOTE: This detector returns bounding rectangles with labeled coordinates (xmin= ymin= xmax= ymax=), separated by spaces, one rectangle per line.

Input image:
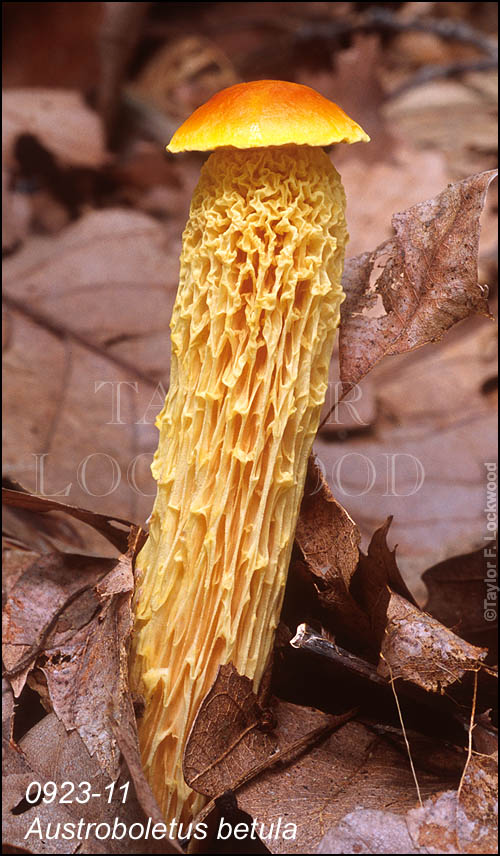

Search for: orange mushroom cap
xmin=167 ymin=79 xmax=370 ymax=153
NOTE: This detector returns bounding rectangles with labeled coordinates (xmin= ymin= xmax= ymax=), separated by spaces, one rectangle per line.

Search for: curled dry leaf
xmin=296 ymin=457 xmax=360 ymax=591
xmin=423 ymin=544 xmax=498 ymax=658
xmin=293 ymin=456 xmax=373 ymax=651
xmin=2 ymin=544 xmax=170 ymax=843
xmin=183 ymin=663 xmax=278 ymax=800
xmin=379 ymin=592 xmax=487 ymax=693
xmin=2 ymin=552 xmax=115 ymax=697
xmin=340 ymin=170 xmax=497 ymax=394
xmin=3 ymin=550 xmax=130 ymax=776
xmin=2 ymin=486 xmax=132 ymax=554
xmin=3 ymin=713 xmax=179 ymax=855
xmin=2 ymin=89 xmax=108 ymax=169
xmin=350 ymin=517 xmax=417 ymax=654
xmin=353 ymin=517 xmax=416 ymax=606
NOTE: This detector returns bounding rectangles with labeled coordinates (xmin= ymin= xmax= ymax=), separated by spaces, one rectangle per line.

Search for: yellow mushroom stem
xmin=129 ymin=144 xmax=348 ymax=824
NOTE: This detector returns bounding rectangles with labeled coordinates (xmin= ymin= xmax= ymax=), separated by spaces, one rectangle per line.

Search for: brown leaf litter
xmin=339 ymin=169 xmax=497 ymax=394
xmin=183 ymin=665 xmax=466 ymax=855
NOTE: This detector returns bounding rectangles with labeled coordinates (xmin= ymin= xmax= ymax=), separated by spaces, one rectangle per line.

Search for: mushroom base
xmin=130 ymin=144 xmax=347 ymax=825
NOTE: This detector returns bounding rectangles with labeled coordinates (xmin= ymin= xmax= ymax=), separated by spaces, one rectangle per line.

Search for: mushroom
xmin=130 ymin=79 xmax=369 ymax=825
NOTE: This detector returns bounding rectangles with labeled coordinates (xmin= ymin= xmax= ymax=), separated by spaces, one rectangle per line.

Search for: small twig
xmin=360 ymin=7 xmax=498 ymax=60
xmin=389 ymin=58 xmax=498 ymax=100
xmin=384 ymin=657 xmax=423 ymax=808
xmin=294 ymin=7 xmax=497 ymax=60
xmin=290 ymin=623 xmax=388 ymax=687
xmin=42 ymin=335 xmax=73 ymax=456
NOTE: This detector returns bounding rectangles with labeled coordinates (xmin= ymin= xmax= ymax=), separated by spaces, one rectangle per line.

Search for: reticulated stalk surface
xmin=130 ymin=144 xmax=347 ymax=823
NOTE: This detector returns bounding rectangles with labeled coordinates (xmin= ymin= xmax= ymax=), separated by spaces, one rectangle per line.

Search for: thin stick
xmin=385 ymin=657 xmax=423 ymax=807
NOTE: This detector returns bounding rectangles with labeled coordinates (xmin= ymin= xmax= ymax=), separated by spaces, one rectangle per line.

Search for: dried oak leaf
xmin=350 ymin=517 xmax=417 ymax=654
xmin=3 ymin=550 xmax=128 ymax=774
xmin=406 ymin=753 xmax=498 ymax=854
xmin=2 ymin=543 xmax=169 ymax=841
xmin=2 ymin=89 xmax=107 ymax=170
xmin=340 ymin=170 xmax=497 ymax=394
xmin=183 ymin=663 xmax=278 ymax=799
xmin=316 ymin=755 xmax=498 ymax=856
xmin=293 ymin=456 xmax=373 ymax=651
xmin=423 ymin=544 xmax=498 ymax=659
xmin=379 ymin=592 xmax=487 ymax=693
xmin=2 ymin=486 xmax=132 ymax=554
xmin=185 ymin=666 xmax=458 ymax=854
xmin=3 ymin=713 xmax=178 ymax=855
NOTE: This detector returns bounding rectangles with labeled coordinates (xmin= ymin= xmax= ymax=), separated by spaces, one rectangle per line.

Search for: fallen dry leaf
xmin=2 ymin=552 xmax=116 ymax=697
xmin=349 ymin=517 xmax=417 ymax=652
xmin=296 ymin=456 xmax=360 ymax=591
xmin=354 ymin=517 xmax=416 ymax=605
xmin=423 ymin=544 xmax=498 ymax=659
xmin=3 ymin=712 xmax=178 ymax=854
xmin=2 ymin=543 xmax=41 ymax=602
xmin=2 ymin=538 xmax=173 ymax=848
xmin=235 ymin=706 xmax=458 ymax=854
xmin=2 ymin=208 xmax=184 ymax=529
xmin=2 ymin=89 xmax=108 ymax=170
xmin=315 ymin=315 xmax=497 ymax=600
xmin=339 ymin=170 xmax=496 ymax=394
xmin=379 ymin=592 xmax=487 ymax=693
xmin=3 ymin=549 xmax=133 ymax=779
xmin=407 ymin=753 xmax=498 ymax=854
xmin=184 ymin=664 xmax=278 ymax=800
xmin=2 ymin=487 xmax=132 ymax=554
xmin=316 ymin=757 xmax=499 ymax=856
xmin=2 ymin=208 xmax=179 ymax=372
xmin=293 ymin=457 xmax=373 ymax=652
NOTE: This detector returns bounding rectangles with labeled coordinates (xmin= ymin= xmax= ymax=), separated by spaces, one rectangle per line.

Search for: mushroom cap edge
xmin=167 ymin=79 xmax=370 ymax=153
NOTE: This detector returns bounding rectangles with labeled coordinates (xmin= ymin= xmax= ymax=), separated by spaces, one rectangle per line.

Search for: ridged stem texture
xmin=130 ymin=144 xmax=347 ymax=824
